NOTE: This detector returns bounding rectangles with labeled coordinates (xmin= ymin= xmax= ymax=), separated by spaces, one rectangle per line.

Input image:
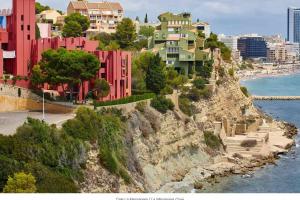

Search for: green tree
xmin=197 ymin=60 xmax=213 ymax=79
xmin=105 ymin=41 xmax=120 ymax=50
xmin=115 ymin=18 xmax=137 ymax=49
xmin=94 ymin=79 xmax=110 ymax=100
xmin=139 ymin=26 xmax=155 ymax=38
xmin=205 ymin=33 xmax=219 ymax=51
xmin=33 ymin=48 xmax=100 ymax=101
xmin=35 ymin=2 xmax=50 ymax=14
xmin=30 ymin=65 xmax=46 ymax=86
xmin=3 ymin=172 xmax=37 ymax=193
xmin=92 ymin=32 xmax=115 ymax=49
xmin=64 ymin=13 xmax=90 ymax=32
xmin=62 ymin=21 xmax=82 ymax=37
xmin=144 ymin=13 xmax=148 ymax=23
xmin=145 ymin=54 xmax=166 ymax=94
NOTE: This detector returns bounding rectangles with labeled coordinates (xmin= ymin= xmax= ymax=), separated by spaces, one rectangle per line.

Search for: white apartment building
xmin=192 ymin=22 xmax=211 ymax=38
xmin=67 ymin=0 xmax=124 ymax=35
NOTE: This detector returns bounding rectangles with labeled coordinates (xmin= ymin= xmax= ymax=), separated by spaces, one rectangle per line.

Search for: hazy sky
xmin=2 ymin=0 xmax=300 ymax=37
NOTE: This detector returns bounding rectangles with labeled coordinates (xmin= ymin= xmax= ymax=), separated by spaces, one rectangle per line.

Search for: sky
xmin=1 ymin=0 xmax=300 ymax=37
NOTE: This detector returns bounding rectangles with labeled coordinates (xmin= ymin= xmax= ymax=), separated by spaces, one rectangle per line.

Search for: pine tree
xmin=144 ymin=13 xmax=148 ymax=23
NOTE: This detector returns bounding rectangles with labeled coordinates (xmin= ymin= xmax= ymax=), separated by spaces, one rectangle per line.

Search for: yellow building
xmin=37 ymin=9 xmax=62 ymax=24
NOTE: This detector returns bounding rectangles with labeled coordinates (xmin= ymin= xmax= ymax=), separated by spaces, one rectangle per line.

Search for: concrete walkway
xmin=0 ymin=111 xmax=75 ymax=136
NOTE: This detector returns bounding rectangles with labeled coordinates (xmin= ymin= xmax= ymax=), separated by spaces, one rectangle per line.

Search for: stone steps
xmin=223 ymin=138 xmax=264 ymax=155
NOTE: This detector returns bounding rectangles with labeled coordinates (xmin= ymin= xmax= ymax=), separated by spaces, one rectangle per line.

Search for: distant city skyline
xmin=2 ymin=0 xmax=300 ymax=37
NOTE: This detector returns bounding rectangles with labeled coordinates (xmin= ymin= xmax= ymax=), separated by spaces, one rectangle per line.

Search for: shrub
xmin=240 ymin=86 xmax=249 ymax=97
xmin=63 ymin=107 xmax=101 ymax=141
xmin=150 ymin=96 xmax=174 ymax=114
xmin=193 ymin=77 xmax=207 ymax=90
xmin=240 ymin=139 xmax=257 ymax=148
xmin=187 ymin=88 xmax=201 ymax=102
xmin=24 ymin=162 xmax=79 ymax=193
xmin=179 ymin=97 xmax=194 ymax=116
xmin=199 ymin=87 xmax=212 ymax=99
xmin=135 ymin=101 xmax=147 ymax=113
xmin=228 ymin=68 xmax=235 ymax=77
xmin=3 ymin=172 xmax=37 ymax=193
xmin=94 ymin=93 xmax=155 ymax=107
xmin=0 ymin=118 xmax=85 ymax=193
xmin=98 ymin=115 xmax=131 ymax=183
xmin=160 ymin=85 xmax=174 ymax=95
xmin=204 ymin=131 xmax=221 ymax=150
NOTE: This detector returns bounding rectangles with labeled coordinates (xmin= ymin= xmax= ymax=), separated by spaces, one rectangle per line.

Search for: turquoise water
xmin=241 ymin=73 xmax=300 ymax=96
xmin=214 ymin=75 xmax=300 ymax=193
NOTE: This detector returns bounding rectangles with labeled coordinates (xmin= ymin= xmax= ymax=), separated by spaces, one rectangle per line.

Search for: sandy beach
xmin=237 ymin=64 xmax=300 ymax=81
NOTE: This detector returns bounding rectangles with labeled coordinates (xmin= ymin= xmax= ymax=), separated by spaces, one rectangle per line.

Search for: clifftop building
xmin=287 ymin=7 xmax=300 ymax=43
xmin=0 ymin=0 xmax=131 ymax=102
xmin=67 ymin=0 xmax=124 ymax=35
xmin=148 ymin=12 xmax=209 ymax=75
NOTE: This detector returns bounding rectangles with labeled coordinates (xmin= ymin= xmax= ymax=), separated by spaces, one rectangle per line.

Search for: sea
xmin=208 ymin=73 xmax=300 ymax=193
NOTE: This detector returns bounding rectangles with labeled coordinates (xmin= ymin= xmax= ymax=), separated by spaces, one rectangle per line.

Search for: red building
xmin=0 ymin=0 xmax=131 ymax=101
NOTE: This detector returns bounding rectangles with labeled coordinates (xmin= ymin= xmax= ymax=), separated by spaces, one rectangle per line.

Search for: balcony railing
xmin=3 ymin=51 xmax=15 ymax=59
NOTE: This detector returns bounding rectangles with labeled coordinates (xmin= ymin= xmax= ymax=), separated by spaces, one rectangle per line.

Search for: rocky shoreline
xmin=192 ymin=122 xmax=298 ymax=193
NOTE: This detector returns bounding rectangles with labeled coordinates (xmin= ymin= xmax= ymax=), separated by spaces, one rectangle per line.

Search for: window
xmin=27 ymin=35 xmax=30 ymax=40
xmin=21 ymin=15 xmax=24 ymax=21
xmin=101 ymin=63 xmax=106 ymax=68
xmin=21 ymin=25 xmax=24 ymax=31
xmin=27 ymin=25 xmax=30 ymax=31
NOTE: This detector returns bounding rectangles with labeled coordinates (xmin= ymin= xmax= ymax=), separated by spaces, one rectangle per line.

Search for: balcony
xmin=3 ymin=51 xmax=15 ymax=59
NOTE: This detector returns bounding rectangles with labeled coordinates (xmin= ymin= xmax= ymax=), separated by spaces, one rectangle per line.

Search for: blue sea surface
xmin=213 ymin=75 xmax=300 ymax=193
xmin=241 ymin=73 xmax=300 ymax=96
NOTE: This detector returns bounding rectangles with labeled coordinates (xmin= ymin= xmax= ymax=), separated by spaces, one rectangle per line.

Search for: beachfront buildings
xmin=0 ymin=0 xmax=131 ymax=102
xmin=267 ymin=44 xmax=287 ymax=64
xmin=238 ymin=36 xmax=267 ymax=59
xmin=67 ymin=0 xmax=124 ymax=35
xmin=287 ymin=7 xmax=300 ymax=43
xmin=148 ymin=12 xmax=209 ymax=75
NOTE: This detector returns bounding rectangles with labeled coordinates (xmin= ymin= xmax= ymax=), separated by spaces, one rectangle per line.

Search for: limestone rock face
xmin=80 ymin=73 xmax=287 ymax=193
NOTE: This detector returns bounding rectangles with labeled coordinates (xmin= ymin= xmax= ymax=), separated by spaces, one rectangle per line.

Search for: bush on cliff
xmin=240 ymin=86 xmax=249 ymax=97
xmin=63 ymin=107 xmax=131 ymax=184
xmin=179 ymin=97 xmax=195 ymax=116
xmin=0 ymin=118 xmax=85 ymax=192
xmin=204 ymin=131 xmax=221 ymax=150
xmin=150 ymin=96 xmax=175 ymax=114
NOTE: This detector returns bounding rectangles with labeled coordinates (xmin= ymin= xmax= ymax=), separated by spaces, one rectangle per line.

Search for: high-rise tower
xmin=287 ymin=7 xmax=300 ymax=43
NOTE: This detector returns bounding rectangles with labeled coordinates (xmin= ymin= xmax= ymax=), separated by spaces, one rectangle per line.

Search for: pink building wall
xmin=0 ymin=0 xmax=132 ymax=102
xmin=0 ymin=49 xmax=3 ymax=76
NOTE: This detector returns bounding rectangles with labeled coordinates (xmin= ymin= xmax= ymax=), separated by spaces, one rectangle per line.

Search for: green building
xmin=148 ymin=12 xmax=209 ymax=75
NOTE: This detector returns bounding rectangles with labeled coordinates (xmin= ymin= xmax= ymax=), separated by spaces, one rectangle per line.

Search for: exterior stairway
xmin=223 ymin=136 xmax=264 ymax=156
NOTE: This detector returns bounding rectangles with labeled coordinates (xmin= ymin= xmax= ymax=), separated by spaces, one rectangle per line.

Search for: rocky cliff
xmin=80 ymin=70 xmax=294 ymax=193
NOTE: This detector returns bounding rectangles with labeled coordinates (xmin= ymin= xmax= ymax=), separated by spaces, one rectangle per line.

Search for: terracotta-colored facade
xmin=0 ymin=0 xmax=131 ymax=101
